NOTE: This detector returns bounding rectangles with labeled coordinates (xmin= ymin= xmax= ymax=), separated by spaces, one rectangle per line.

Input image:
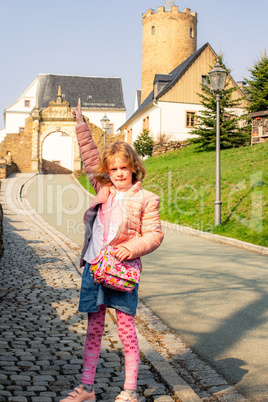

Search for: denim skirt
xmin=78 ymin=262 xmax=139 ymax=317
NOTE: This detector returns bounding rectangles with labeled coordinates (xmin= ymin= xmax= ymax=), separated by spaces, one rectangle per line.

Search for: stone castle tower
xmin=141 ymin=0 xmax=197 ymax=102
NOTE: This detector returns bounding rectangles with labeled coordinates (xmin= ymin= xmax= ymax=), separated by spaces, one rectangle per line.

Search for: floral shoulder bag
xmin=90 ymin=197 xmax=141 ymax=292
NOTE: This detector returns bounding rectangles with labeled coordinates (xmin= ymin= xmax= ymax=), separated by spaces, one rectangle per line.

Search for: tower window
xmin=190 ymin=27 xmax=194 ymax=38
xmin=151 ymin=26 xmax=155 ymax=35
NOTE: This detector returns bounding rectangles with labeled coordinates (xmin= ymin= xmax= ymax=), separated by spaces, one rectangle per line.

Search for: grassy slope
xmin=77 ymin=142 xmax=268 ymax=247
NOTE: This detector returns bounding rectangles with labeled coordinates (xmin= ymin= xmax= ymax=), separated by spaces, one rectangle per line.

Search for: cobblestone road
xmin=0 ymin=175 xmax=174 ymax=402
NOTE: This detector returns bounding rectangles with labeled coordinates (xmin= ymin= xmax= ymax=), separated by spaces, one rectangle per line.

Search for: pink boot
xmin=60 ymin=385 xmax=95 ymax=402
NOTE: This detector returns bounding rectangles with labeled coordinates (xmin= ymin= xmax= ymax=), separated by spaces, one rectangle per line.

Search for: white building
xmin=2 ymin=74 xmax=126 ymax=136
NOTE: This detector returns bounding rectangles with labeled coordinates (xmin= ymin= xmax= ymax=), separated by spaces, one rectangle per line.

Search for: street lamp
xmin=100 ymin=114 xmax=110 ymax=146
xmin=208 ymin=60 xmax=228 ymax=226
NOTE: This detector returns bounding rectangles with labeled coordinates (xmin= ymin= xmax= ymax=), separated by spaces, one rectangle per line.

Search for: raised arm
xmin=72 ymin=102 xmax=101 ymax=193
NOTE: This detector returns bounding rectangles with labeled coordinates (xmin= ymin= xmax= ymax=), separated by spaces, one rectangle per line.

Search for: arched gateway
xmin=29 ymin=86 xmax=115 ymax=173
xmin=31 ymin=87 xmax=82 ymax=172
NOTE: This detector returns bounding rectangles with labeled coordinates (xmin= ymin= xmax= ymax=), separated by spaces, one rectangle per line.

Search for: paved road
xmin=24 ymin=173 xmax=268 ymax=401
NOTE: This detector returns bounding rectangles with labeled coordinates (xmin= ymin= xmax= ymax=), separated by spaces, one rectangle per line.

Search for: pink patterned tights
xmin=81 ymin=305 xmax=139 ymax=390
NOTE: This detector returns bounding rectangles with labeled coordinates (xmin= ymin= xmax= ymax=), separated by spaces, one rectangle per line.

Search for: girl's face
xmin=108 ymin=157 xmax=133 ymax=191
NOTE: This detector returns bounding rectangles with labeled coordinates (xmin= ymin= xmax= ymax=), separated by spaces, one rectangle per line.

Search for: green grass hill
xmin=77 ymin=142 xmax=268 ymax=248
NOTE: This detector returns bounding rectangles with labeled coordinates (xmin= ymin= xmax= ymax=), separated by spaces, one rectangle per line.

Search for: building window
xmin=143 ymin=115 xmax=149 ymax=131
xmin=202 ymin=75 xmax=208 ymax=88
xmin=223 ymin=114 xmax=232 ymax=121
xmin=151 ymin=26 xmax=155 ymax=35
xmin=19 ymin=127 xmax=25 ymax=133
xmin=186 ymin=111 xmax=196 ymax=128
xmin=24 ymin=100 xmax=31 ymax=108
xmin=107 ymin=123 xmax=114 ymax=135
xmin=190 ymin=27 xmax=194 ymax=38
xmin=127 ymin=128 xmax=133 ymax=144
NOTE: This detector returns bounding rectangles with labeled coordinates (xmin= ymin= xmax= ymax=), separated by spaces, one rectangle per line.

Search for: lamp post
xmin=208 ymin=60 xmax=228 ymax=226
xmin=100 ymin=114 xmax=110 ymax=146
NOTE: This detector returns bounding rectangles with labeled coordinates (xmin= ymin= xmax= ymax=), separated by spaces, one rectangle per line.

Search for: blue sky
xmin=0 ymin=0 xmax=267 ymax=128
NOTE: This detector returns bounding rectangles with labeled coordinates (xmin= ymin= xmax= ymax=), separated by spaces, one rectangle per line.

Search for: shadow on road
xmin=140 ymin=231 xmax=268 ymax=399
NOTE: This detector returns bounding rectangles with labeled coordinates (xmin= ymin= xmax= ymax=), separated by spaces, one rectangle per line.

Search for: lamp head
xmin=100 ymin=114 xmax=110 ymax=130
xmin=208 ymin=60 xmax=228 ymax=92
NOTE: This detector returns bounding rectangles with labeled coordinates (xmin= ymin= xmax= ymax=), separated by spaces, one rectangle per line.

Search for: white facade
xmin=127 ymin=100 xmax=246 ymax=144
xmin=4 ymin=78 xmax=39 ymax=135
xmin=0 ymin=128 xmax=5 ymax=143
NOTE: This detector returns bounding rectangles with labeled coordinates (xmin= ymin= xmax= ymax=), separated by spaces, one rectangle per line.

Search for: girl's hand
xmin=72 ymin=100 xmax=84 ymax=124
xmin=114 ymin=246 xmax=131 ymax=262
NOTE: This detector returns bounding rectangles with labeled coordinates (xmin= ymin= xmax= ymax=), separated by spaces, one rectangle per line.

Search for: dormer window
xmin=153 ymin=74 xmax=172 ymax=98
xmin=151 ymin=26 xmax=155 ymax=35
xmin=24 ymin=100 xmax=30 ymax=108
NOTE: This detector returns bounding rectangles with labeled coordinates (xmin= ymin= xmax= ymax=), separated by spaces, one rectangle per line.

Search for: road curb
xmin=109 ymin=308 xmax=202 ymax=402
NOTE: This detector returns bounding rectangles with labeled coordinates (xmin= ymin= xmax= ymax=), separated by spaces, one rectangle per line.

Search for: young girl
xmin=60 ymin=104 xmax=164 ymax=402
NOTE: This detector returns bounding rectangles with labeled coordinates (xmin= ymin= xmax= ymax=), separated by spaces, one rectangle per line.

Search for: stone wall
xmin=87 ymin=120 xmax=125 ymax=149
xmin=0 ymin=117 xmax=33 ymax=173
xmin=0 ymin=159 xmax=19 ymax=179
xmin=153 ymin=141 xmax=190 ymax=156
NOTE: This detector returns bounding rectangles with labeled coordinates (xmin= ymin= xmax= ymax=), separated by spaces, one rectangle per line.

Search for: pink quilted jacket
xmin=76 ymin=123 xmax=164 ymax=263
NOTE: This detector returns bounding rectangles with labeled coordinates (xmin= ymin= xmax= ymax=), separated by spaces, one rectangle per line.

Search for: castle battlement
xmin=143 ymin=6 xmax=197 ymax=18
xmin=143 ymin=9 xmax=154 ymax=17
